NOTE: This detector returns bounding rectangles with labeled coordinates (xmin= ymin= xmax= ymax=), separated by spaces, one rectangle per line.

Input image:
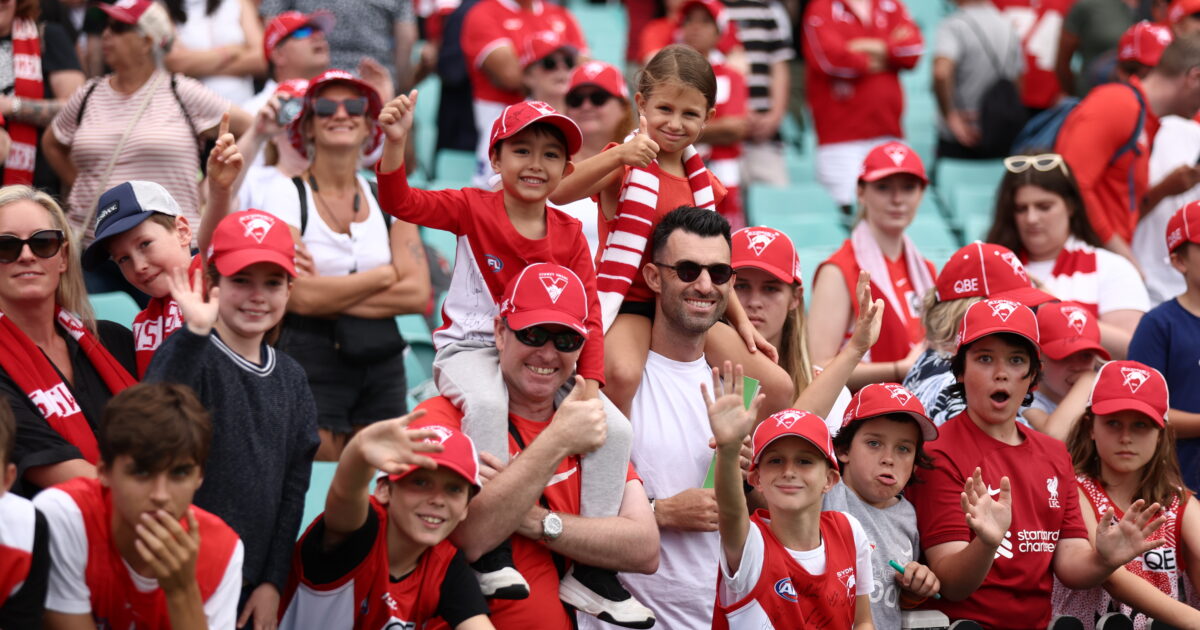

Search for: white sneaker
xmin=559 ymin=567 xmax=655 ymax=628
xmin=475 ymin=566 xmax=530 ymax=600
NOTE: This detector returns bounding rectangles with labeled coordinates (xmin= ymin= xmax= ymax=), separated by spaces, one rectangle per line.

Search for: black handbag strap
xmin=958 ymin=13 xmax=1016 ymax=77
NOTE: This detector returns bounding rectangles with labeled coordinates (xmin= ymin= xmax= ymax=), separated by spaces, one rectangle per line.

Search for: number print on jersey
xmin=1002 ymin=5 xmax=1064 ymax=72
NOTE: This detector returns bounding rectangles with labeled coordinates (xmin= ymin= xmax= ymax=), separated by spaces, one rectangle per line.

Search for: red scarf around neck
xmin=0 ymin=307 xmax=135 ymax=463
xmin=7 ymin=18 xmax=43 ymax=186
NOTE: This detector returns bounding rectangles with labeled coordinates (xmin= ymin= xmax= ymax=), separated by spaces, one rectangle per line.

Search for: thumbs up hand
xmin=619 ymin=115 xmax=660 ymax=168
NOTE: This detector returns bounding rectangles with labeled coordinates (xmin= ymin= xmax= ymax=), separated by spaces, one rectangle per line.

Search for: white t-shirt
xmin=1023 ymin=237 xmax=1150 ymax=314
xmin=175 ymin=0 xmax=254 ymax=104
xmin=33 ymin=487 xmax=244 ymax=628
xmin=1138 ymin=114 xmax=1200 ymax=306
xmin=263 ymin=173 xmax=393 ymax=276
xmin=549 ymin=197 xmax=600 ymax=264
xmin=718 ymin=511 xmax=874 ymax=605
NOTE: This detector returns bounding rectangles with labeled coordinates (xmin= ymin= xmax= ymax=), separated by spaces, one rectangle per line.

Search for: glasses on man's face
xmin=288 ymin=26 xmax=316 ymax=42
xmin=539 ymin=53 xmax=576 ymax=72
xmin=505 ymin=319 xmax=586 ymax=352
xmin=653 ymin=260 xmax=735 ymax=284
xmin=0 ymin=230 xmax=65 ymax=264
xmin=565 ymin=89 xmax=614 ymax=109
xmin=1003 ymin=153 xmax=1069 ymax=177
xmin=313 ymin=96 xmax=368 ymax=118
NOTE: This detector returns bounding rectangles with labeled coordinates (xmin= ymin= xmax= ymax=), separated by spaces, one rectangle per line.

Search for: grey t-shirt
xmin=258 ymin=0 xmax=415 ymax=80
xmin=933 ymin=3 xmax=1023 ymax=141
xmin=823 ymin=481 xmax=920 ymax=630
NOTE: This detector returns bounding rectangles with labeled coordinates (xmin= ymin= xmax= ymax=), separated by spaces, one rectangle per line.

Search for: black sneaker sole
xmin=597 ymin=612 xmax=655 ymax=629
xmin=488 ymin=585 xmax=530 ymax=600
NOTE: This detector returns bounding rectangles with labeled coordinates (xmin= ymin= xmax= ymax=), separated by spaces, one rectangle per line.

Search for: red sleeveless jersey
xmin=0 ymin=492 xmax=38 ymax=606
xmin=58 ymin=477 xmax=239 ymax=629
xmin=714 ymin=509 xmax=858 ymax=630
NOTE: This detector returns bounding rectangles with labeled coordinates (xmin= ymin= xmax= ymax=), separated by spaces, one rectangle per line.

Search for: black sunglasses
xmin=540 ymin=53 xmax=576 ymax=72
xmin=0 ymin=230 xmax=65 ymax=263
xmin=106 ymin=20 xmax=136 ymax=34
xmin=566 ymin=90 xmax=614 ymax=109
xmin=506 ymin=319 xmax=586 ymax=352
xmin=313 ymin=96 xmax=368 ymax=118
xmin=654 ymin=260 xmax=735 ymax=284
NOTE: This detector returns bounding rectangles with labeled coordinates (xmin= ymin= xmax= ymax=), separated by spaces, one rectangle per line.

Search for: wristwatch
xmin=541 ymin=511 xmax=563 ymax=541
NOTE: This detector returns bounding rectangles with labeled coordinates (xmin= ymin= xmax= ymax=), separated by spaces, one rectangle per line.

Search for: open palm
xmin=703 ymin=362 xmax=761 ymax=450
xmin=167 ymin=266 xmax=218 ymax=336
xmin=1095 ymin=500 xmax=1165 ymax=569
xmin=961 ymin=468 xmax=1012 ymax=548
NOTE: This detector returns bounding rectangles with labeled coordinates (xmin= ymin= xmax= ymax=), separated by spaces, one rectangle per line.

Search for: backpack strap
xmin=73 ymin=79 xmax=100 ymax=128
xmin=168 ymin=73 xmax=206 ymax=169
xmin=292 ymin=176 xmax=308 ymax=235
xmin=1111 ymin=83 xmax=1148 ymax=215
xmin=368 ymin=178 xmax=392 ymax=228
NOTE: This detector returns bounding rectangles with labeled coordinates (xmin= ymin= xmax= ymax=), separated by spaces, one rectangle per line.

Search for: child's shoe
xmin=471 ymin=541 xmax=529 ymax=600
xmin=559 ymin=563 xmax=655 ymax=628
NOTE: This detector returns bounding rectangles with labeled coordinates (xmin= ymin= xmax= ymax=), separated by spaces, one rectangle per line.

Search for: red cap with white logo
xmin=1088 ymin=360 xmax=1169 ymax=427
xmin=1035 ymin=301 xmax=1110 ymax=361
xmin=731 ymin=226 xmax=802 ymax=286
xmin=677 ymin=0 xmax=730 ymax=33
xmin=207 ymin=210 xmax=297 ymax=277
xmin=387 ymin=424 xmax=483 ymax=489
xmin=841 ymin=383 xmax=937 ymax=441
xmin=1169 ymin=0 xmax=1200 ymax=24
xmin=567 ymin=61 xmax=629 ymax=101
xmin=751 ymin=409 xmax=838 ymax=471
xmin=263 ymin=10 xmax=334 ymax=60
xmin=95 ymin=0 xmax=173 ymax=50
xmin=519 ymin=30 xmax=578 ymax=69
xmin=1166 ymin=201 xmax=1200 ymax=253
xmin=935 ymin=241 xmax=1057 ymax=306
xmin=500 ymin=262 xmax=590 ymax=337
xmin=1118 ymin=21 xmax=1173 ymax=67
xmin=489 ymin=100 xmax=583 ymax=157
xmin=956 ymin=298 xmax=1040 ymax=351
xmin=859 ymin=141 xmax=928 ymax=185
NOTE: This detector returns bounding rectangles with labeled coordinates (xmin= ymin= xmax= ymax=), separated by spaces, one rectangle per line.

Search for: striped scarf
xmin=595 ymin=137 xmax=715 ymax=330
xmin=6 ymin=19 xmax=42 ymax=186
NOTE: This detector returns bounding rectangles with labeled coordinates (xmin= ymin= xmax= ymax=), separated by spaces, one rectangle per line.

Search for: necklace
xmin=307 ymin=172 xmax=360 ymax=235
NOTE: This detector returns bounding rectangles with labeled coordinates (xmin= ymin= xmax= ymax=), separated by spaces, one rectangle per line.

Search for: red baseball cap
xmin=274 ymin=78 xmax=309 ymax=100
xmin=263 ymin=10 xmax=335 ymax=60
xmin=95 ymin=0 xmax=173 ymax=50
xmin=567 ymin=61 xmax=629 ymax=100
xmin=731 ymin=227 xmax=802 ymax=285
xmin=489 ymin=100 xmax=583 ymax=157
xmin=287 ymin=69 xmax=383 ymax=159
xmin=841 ymin=383 xmax=937 ymax=441
xmin=677 ymin=0 xmax=730 ymax=33
xmin=1088 ymin=361 xmax=1169 ymax=427
xmin=499 ymin=262 xmax=590 ymax=337
xmin=1035 ymin=301 xmax=1110 ymax=361
xmin=1169 ymin=0 xmax=1200 ymax=23
xmin=387 ymin=424 xmax=483 ymax=490
xmin=519 ymin=30 xmax=578 ymax=69
xmin=935 ymin=241 xmax=1057 ymax=306
xmin=206 ymin=210 xmax=297 ymax=277
xmin=1118 ymin=21 xmax=1173 ymax=67
xmin=1166 ymin=201 xmax=1200 ymax=253
xmin=956 ymin=298 xmax=1040 ymax=351
xmin=859 ymin=141 xmax=928 ymax=185
xmin=751 ymin=409 xmax=838 ymax=471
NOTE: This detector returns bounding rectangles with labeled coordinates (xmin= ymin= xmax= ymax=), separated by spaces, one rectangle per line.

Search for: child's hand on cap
xmin=356 ymin=409 xmax=444 ymax=476
xmin=378 ymin=90 xmax=417 ymax=143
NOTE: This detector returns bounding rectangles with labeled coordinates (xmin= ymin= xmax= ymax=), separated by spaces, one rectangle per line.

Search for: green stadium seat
xmin=566 ymin=1 xmax=627 ymax=66
xmin=952 ymin=184 xmax=999 ymax=240
xmin=396 ymin=314 xmax=430 ymax=344
xmin=934 ymin=159 xmax=1005 ymax=201
xmin=299 ymin=461 xmax=337 ymax=539
xmin=413 ymin=74 xmax=441 ymax=177
xmin=421 ymin=227 xmax=458 ymax=265
xmin=433 ymin=150 xmax=477 ymax=184
xmin=91 ymin=292 xmax=141 ymax=328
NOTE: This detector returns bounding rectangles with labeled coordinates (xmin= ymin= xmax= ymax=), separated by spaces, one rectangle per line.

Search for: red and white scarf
xmin=6 ymin=19 xmax=42 ymax=186
xmin=131 ymin=255 xmax=198 ymax=376
xmin=1021 ymin=236 xmax=1100 ymax=315
xmin=0 ymin=308 xmax=135 ymax=463
xmin=594 ymin=136 xmax=715 ymax=330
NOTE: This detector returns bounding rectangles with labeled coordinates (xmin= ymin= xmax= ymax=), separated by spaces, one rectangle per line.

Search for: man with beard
xmin=579 ymin=206 xmax=736 ymax=630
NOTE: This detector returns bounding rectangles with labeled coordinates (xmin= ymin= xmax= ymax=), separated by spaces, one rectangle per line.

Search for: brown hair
xmin=15 ymin=0 xmax=38 ymax=21
xmin=146 ymin=213 xmax=180 ymax=232
xmin=832 ymin=413 xmax=934 ymax=487
xmin=1066 ymin=410 xmax=1189 ymax=508
xmin=985 ymin=158 xmax=1103 ymax=256
xmin=100 ymin=383 xmax=212 ymax=472
xmin=0 ymin=399 xmax=14 ymax=467
xmin=1154 ymin=33 xmax=1200 ymax=78
xmin=780 ymin=285 xmax=814 ymax=394
xmin=638 ymin=44 xmax=717 ymax=109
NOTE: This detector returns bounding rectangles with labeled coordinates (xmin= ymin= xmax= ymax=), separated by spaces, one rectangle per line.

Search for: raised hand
xmin=206 ymin=112 xmax=244 ymax=191
xmin=354 ymin=409 xmax=445 ymax=477
xmin=1095 ymin=499 xmax=1165 ymax=570
xmin=168 ymin=266 xmax=219 ymax=336
xmin=134 ymin=508 xmax=200 ymax=595
xmin=620 ymin=115 xmax=660 ymax=167
xmin=378 ymin=90 xmax=417 ymax=143
xmin=848 ymin=270 xmax=883 ymax=356
xmin=961 ymin=467 xmax=1012 ymax=548
xmin=547 ymin=375 xmax=607 ymax=456
xmin=702 ymin=361 xmax=762 ymax=451
xmin=357 ymin=56 xmax=395 ymax=102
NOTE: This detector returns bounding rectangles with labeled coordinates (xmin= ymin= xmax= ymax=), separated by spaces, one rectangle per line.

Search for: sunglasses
xmin=654 ymin=260 xmax=735 ymax=284
xmin=539 ymin=53 xmax=576 ymax=72
xmin=288 ymin=26 xmax=316 ymax=41
xmin=313 ymin=96 xmax=369 ymax=118
xmin=566 ymin=90 xmax=614 ymax=109
xmin=0 ymin=230 xmax=65 ymax=263
xmin=506 ymin=319 xmax=586 ymax=352
xmin=1003 ymin=154 xmax=1069 ymax=177
xmin=106 ymin=20 xmax=136 ymax=34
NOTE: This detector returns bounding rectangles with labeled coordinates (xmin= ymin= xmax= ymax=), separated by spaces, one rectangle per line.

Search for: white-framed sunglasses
xmin=1003 ymin=153 xmax=1070 ymax=177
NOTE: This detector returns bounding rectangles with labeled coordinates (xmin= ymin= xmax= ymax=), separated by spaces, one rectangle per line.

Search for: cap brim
xmin=752 ymin=434 xmax=839 ymax=471
xmin=387 ymin=461 xmax=482 ymax=490
xmin=840 ymin=408 xmax=937 ymax=441
xmin=859 ymin=167 xmax=928 ymax=185
xmin=1090 ymin=399 xmax=1166 ymax=427
xmin=959 ymin=324 xmax=1039 ymax=350
xmin=491 ymin=112 xmax=584 ymax=157
xmin=992 ymin=286 xmax=1057 ymax=307
xmin=505 ymin=308 xmax=588 ymax=337
xmin=82 ymin=212 xmax=158 ymax=270
xmin=94 ymin=3 xmax=138 ymax=23
xmin=733 ymin=260 xmax=794 ymax=285
xmin=1040 ymin=337 xmax=1110 ymax=361
xmin=212 ymin=249 xmax=297 ymax=278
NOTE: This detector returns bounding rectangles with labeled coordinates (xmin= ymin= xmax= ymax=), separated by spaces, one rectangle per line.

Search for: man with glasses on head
xmin=409 ymin=262 xmax=660 ymax=630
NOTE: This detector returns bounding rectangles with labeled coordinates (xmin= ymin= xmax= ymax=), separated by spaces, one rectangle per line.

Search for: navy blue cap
xmin=82 ymin=181 xmax=182 ymax=270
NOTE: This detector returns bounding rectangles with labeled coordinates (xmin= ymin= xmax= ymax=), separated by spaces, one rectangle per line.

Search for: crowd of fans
xmin=2 ymin=0 xmax=1200 ymax=629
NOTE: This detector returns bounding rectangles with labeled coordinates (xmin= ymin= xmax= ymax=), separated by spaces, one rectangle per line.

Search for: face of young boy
xmin=1170 ymin=242 xmax=1200 ymax=288
xmin=380 ymin=467 xmax=471 ymax=549
xmin=837 ymin=416 xmax=920 ymax=509
xmin=960 ymin=335 xmax=1035 ymax=428
xmin=490 ymin=128 xmax=571 ymax=205
xmin=216 ymin=262 xmax=291 ymax=342
xmin=1040 ymin=350 xmax=1097 ymax=399
xmin=1091 ymin=411 xmax=1160 ymax=477
xmin=750 ymin=437 xmax=838 ymax=513
xmin=108 ymin=218 xmax=192 ymax=298
xmin=100 ymin=454 xmax=203 ymax=525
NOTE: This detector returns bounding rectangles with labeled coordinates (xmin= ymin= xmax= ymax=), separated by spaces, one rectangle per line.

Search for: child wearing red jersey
xmin=79 ymin=115 xmax=244 ymax=376
xmin=376 ymin=94 xmax=646 ymax=618
xmin=0 ymin=399 xmax=49 ymax=627
xmin=34 ymin=383 xmax=243 ymax=630
xmin=907 ymin=299 xmax=1167 ymax=630
xmin=1053 ymin=360 xmax=1200 ymax=629
xmin=280 ymin=414 xmax=492 ymax=629
xmin=705 ymin=365 xmax=875 ymax=629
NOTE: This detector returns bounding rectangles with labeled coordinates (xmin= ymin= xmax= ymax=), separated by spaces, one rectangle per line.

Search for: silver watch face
xmin=543 ymin=512 xmax=563 ymax=540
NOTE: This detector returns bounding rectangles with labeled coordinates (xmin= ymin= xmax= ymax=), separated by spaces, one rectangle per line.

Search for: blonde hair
xmin=0 ymin=186 xmax=95 ymax=330
xmin=919 ymin=289 xmax=980 ymax=354
xmin=781 ymin=287 xmax=814 ymax=394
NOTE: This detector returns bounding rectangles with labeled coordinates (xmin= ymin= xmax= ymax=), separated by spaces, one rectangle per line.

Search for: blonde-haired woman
xmin=0 ymin=186 xmax=136 ymax=497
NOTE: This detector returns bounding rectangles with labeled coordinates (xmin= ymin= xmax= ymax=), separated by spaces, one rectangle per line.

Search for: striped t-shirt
xmin=50 ymin=70 xmax=228 ymax=244
xmin=722 ymin=0 xmax=794 ymax=113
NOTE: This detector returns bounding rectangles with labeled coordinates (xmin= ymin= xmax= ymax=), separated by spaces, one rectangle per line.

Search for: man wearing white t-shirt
xmin=579 ymin=206 xmax=737 ymax=630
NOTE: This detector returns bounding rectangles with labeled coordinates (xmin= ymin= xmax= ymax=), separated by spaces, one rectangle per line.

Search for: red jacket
xmin=802 ymin=0 xmax=923 ymax=145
